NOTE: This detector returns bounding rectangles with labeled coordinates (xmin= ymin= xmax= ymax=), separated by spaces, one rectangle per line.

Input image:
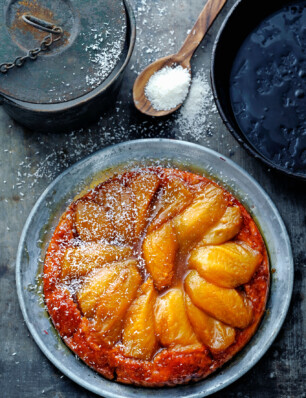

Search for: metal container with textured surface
xmin=0 ymin=0 xmax=135 ymax=131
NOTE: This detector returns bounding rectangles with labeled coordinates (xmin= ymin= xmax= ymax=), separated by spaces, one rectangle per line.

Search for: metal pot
xmin=0 ymin=0 xmax=136 ymax=132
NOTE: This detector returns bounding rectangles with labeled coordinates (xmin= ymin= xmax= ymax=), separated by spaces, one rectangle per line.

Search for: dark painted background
xmin=0 ymin=0 xmax=305 ymax=397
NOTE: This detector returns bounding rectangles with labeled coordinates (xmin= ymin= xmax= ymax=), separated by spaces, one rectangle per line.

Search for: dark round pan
xmin=211 ymin=0 xmax=306 ymax=181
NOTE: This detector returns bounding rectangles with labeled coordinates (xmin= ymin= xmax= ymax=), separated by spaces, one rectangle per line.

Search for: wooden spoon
xmin=133 ymin=0 xmax=227 ymax=116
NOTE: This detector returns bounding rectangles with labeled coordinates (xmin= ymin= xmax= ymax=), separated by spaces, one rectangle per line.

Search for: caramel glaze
xmin=43 ymin=167 xmax=269 ymax=387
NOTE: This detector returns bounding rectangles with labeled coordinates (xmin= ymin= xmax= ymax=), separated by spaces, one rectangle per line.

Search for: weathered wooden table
xmin=0 ymin=0 xmax=305 ymax=397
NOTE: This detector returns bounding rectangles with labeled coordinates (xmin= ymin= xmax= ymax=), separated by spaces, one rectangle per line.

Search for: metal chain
xmin=0 ymin=24 xmax=63 ymax=74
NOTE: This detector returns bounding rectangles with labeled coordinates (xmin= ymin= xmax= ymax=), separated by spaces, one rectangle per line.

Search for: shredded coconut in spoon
xmin=145 ymin=65 xmax=191 ymax=111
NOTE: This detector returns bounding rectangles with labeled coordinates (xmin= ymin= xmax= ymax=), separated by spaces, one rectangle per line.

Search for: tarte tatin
xmin=43 ymin=167 xmax=269 ymax=387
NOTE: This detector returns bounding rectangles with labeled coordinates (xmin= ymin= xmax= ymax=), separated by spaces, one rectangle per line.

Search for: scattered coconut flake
xmin=176 ymin=72 xmax=218 ymax=141
xmin=145 ymin=66 xmax=191 ymax=111
xmin=180 ymin=76 xmax=210 ymax=120
xmin=84 ymin=29 xmax=125 ymax=88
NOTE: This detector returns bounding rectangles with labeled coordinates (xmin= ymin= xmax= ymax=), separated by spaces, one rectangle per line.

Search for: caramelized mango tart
xmin=43 ymin=167 xmax=269 ymax=387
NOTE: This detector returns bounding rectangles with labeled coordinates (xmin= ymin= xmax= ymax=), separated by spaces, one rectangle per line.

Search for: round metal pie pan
xmin=16 ymin=139 xmax=293 ymax=397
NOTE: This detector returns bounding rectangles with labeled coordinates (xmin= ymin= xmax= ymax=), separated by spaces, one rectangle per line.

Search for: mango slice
xmin=173 ymin=184 xmax=227 ymax=250
xmin=154 ymin=288 xmax=201 ymax=348
xmin=77 ymin=259 xmax=141 ymax=315
xmin=189 ymin=242 xmax=262 ymax=288
xmin=61 ymin=243 xmax=133 ymax=279
xmin=199 ymin=205 xmax=242 ymax=246
xmin=77 ymin=262 xmax=124 ymax=318
xmin=185 ymin=295 xmax=235 ymax=353
xmin=185 ymin=271 xmax=253 ymax=328
xmin=94 ymin=262 xmax=142 ymax=343
xmin=122 ymin=278 xmax=158 ymax=360
xmin=129 ymin=173 xmax=160 ymax=237
xmin=75 ymin=200 xmax=113 ymax=242
xmin=148 ymin=177 xmax=193 ymax=233
xmin=100 ymin=181 xmax=136 ymax=244
xmin=143 ymin=221 xmax=178 ymax=290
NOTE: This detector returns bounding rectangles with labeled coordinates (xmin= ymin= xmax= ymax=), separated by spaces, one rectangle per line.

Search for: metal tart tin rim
xmin=16 ymin=139 xmax=293 ymax=397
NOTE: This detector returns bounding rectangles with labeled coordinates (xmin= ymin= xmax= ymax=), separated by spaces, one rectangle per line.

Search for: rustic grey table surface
xmin=0 ymin=0 xmax=305 ymax=397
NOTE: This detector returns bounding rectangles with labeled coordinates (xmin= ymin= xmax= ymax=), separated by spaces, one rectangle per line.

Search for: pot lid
xmin=0 ymin=0 xmax=127 ymax=104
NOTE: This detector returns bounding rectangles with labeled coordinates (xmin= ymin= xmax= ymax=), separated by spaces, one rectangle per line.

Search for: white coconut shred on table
xmin=145 ymin=65 xmax=191 ymax=111
xmin=177 ymin=73 xmax=218 ymax=141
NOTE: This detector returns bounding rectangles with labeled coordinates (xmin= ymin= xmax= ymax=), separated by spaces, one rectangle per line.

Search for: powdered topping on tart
xmin=43 ymin=167 xmax=269 ymax=387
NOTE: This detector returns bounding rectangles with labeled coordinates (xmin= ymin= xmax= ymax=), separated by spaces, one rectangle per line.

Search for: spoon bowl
xmin=133 ymin=54 xmax=191 ymax=117
xmin=133 ymin=0 xmax=227 ymax=117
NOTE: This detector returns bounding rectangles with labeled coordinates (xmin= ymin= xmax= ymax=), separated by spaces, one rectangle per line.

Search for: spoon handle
xmin=177 ymin=0 xmax=227 ymax=66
